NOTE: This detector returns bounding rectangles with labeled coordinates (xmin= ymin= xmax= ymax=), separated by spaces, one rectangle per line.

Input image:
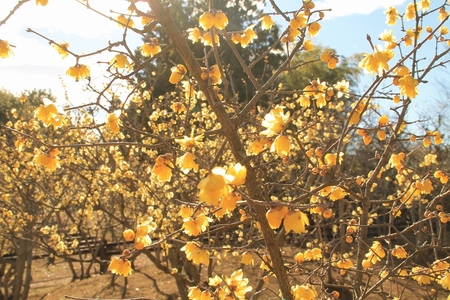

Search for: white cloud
xmin=0 ymin=0 xmax=144 ymax=105
xmin=313 ymin=0 xmax=408 ymax=19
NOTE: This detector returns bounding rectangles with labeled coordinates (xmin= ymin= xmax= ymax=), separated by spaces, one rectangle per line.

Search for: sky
xmin=0 ymin=0 xmax=448 ymax=124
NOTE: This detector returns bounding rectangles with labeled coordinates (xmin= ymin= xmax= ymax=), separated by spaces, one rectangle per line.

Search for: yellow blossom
xmin=34 ymin=103 xmax=59 ymax=127
xmin=0 ymin=40 xmax=13 ymax=58
xmin=187 ymin=27 xmax=202 ymax=43
xmin=176 ymin=129 xmax=203 ymax=149
xmin=290 ymin=14 xmax=307 ymax=29
xmin=182 ymin=242 xmax=210 ymax=266
xmin=391 ymin=245 xmax=408 ymax=259
xmin=182 ymin=213 xmax=211 ymax=236
xmin=398 ymin=74 xmax=419 ymax=99
xmin=291 ymin=284 xmax=317 ymax=300
xmin=66 ymin=64 xmax=90 ymax=81
xmin=241 ymin=251 xmax=254 ymax=266
xmin=227 ymin=163 xmax=247 ymax=186
xmin=109 ymin=257 xmax=133 ymax=277
xmin=411 ymin=267 xmax=433 ymax=285
xmin=223 ymin=269 xmax=252 ymax=299
xmin=199 ymin=10 xmax=228 ymax=30
xmin=197 ymin=167 xmax=229 ymax=206
xmin=439 ymin=272 xmax=450 ymax=290
xmin=266 ymin=206 xmax=287 ymax=229
xmin=122 ymin=229 xmax=135 ymax=242
xmin=140 ymin=41 xmax=161 ymax=57
xmin=177 ymin=152 xmax=199 ymax=174
xmin=169 ymin=64 xmax=187 ymax=84
xmin=35 ymin=148 xmax=60 ymax=171
xmin=284 ymin=209 xmax=309 ymax=234
xmin=308 ymin=21 xmax=321 ymax=37
xmin=405 ymin=3 xmax=416 ymax=21
xmin=52 ymin=41 xmax=69 ymax=59
xmin=333 ymin=79 xmax=350 ymax=98
xmin=385 ymin=6 xmax=399 ymax=25
xmin=260 ymin=15 xmax=274 ymax=30
xmin=271 ymin=134 xmax=290 ymax=157
xmin=365 ymin=241 xmax=385 ymax=265
xmin=117 ymin=14 xmax=135 ymax=28
xmin=303 ymin=39 xmax=314 ymax=51
xmin=106 ymin=112 xmax=121 ymax=133
xmin=359 ymin=45 xmax=394 ymax=76
xmin=260 ymin=105 xmax=290 ymax=137
xmin=110 ymin=53 xmax=131 ymax=69
xmin=152 ymin=154 xmax=173 ymax=182
xmin=201 ymin=31 xmax=220 ymax=46
xmin=36 ymin=0 xmax=48 ymax=6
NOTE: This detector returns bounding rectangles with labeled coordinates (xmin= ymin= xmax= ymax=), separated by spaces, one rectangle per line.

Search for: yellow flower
xmin=140 ymin=39 xmax=161 ymax=57
xmin=182 ymin=213 xmax=211 ymax=236
xmin=106 ymin=112 xmax=121 ymax=133
xmin=201 ymin=64 xmax=222 ymax=84
xmin=109 ymin=257 xmax=133 ymax=277
xmin=337 ymin=258 xmax=354 ymax=269
xmin=223 ymin=269 xmax=252 ymax=299
xmin=398 ymin=74 xmax=418 ymax=99
xmin=411 ymin=267 xmax=433 ymax=285
xmin=35 ymin=148 xmax=60 ymax=171
xmin=117 ymin=14 xmax=135 ymax=28
xmin=303 ymin=39 xmax=314 ymax=51
xmin=199 ymin=10 xmax=228 ymax=30
xmin=266 ymin=206 xmax=287 ymax=229
xmin=385 ymin=6 xmax=399 ymax=26
xmin=439 ymin=272 xmax=450 ymax=290
xmin=307 ymin=21 xmax=321 ymax=37
xmin=169 ymin=64 xmax=187 ymax=84
xmin=176 ymin=129 xmax=203 ymax=149
xmin=110 ymin=53 xmax=131 ymax=69
xmin=365 ymin=241 xmax=385 ymax=265
xmin=260 ymin=105 xmax=290 ymax=137
xmin=181 ymin=242 xmax=210 ymax=266
xmin=434 ymin=131 xmax=443 ymax=145
xmin=260 ymin=15 xmax=274 ymax=30
xmin=36 ymin=0 xmax=48 ymax=6
xmin=270 ymin=134 xmax=290 ymax=157
xmin=333 ymin=79 xmax=350 ymax=98
xmin=187 ymin=27 xmax=202 ymax=43
xmin=52 ymin=41 xmax=69 ymax=59
xmin=405 ymin=3 xmax=416 ymax=21
xmin=379 ymin=29 xmax=397 ymax=49
xmin=391 ymin=245 xmax=408 ymax=259
xmin=226 ymin=163 xmax=247 ymax=186
xmin=201 ymin=31 xmax=220 ymax=46
xmin=34 ymin=103 xmax=59 ymax=126
xmin=284 ymin=209 xmax=309 ymax=234
xmin=66 ymin=64 xmax=90 ymax=81
xmin=290 ymin=14 xmax=307 ymax=29
xmin=122 ymin=229 xmax=135 ymax=241
xmin=304 ymin=248 xmax=322 ymax=261
xmin=0 ymin=40 xmax=13 ymax=58
xmin=320 ymin=50 xmax=339 ymax=69
xmin=197 ymin=167 xmax=229 ymax=206
xmin=176 ymin=152 xmax=199 ymax=174
xmin=420 ymin=0 xmax=430 ymax=11
xmin=152 ymin=154 xmax=173 ymax=182
xmin=291 ymin=284 xmax=317 ymax=300
xmin=358 ymin=45 xmax=394 ymax=76
xmin=241 ymin=251 xmax=254 ymax=266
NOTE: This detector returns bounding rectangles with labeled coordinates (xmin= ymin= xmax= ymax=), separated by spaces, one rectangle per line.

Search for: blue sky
xmin=0 ymin=0 xmax=448 ymax=126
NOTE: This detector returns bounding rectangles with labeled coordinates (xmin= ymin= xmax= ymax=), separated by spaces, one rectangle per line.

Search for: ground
xmin=23 ymin=248 xmax=450 ymax=300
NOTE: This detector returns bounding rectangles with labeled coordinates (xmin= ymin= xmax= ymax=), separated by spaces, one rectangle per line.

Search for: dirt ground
xmin=22 ymin=249 xmax=450 ymax=300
